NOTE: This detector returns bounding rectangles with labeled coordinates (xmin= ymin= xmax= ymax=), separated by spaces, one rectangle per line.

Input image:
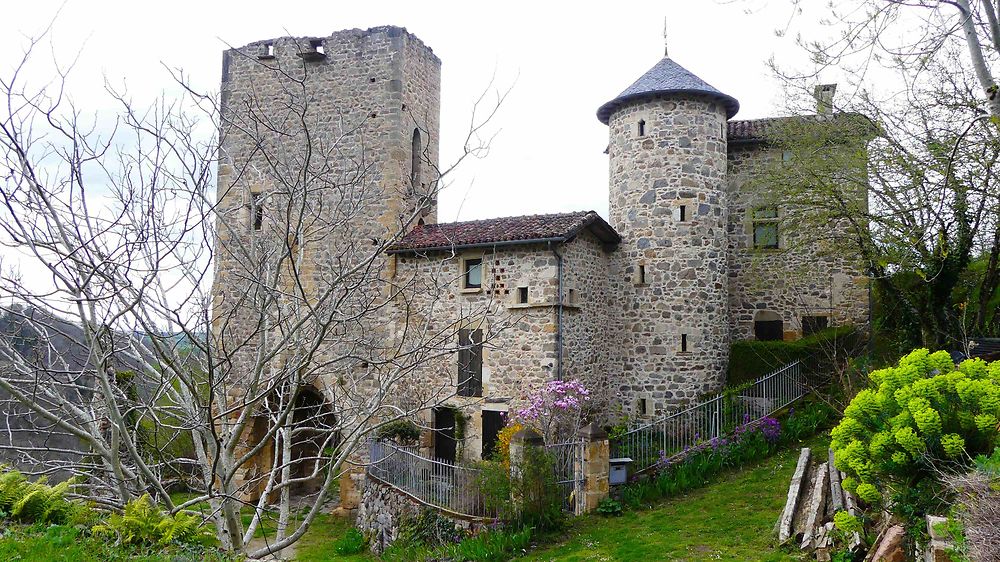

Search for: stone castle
xmin=212 ymin=25 xmax=869 ymax=472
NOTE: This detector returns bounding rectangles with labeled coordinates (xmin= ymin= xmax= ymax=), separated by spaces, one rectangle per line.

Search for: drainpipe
xmin=550 ymin=242 xmax=564 ymax=380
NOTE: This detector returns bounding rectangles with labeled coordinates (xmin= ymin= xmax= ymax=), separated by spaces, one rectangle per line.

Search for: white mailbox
xmin=609 ymin=457 xmax=633 ymax=485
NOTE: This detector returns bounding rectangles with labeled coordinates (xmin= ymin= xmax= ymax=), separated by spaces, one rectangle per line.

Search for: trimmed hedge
xmin=728 ymin=325 xmax=863 ymax=386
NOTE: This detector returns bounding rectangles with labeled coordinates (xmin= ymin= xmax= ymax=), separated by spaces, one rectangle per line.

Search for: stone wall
xmin=606 ymin=96 xmax=731 ymax=418
xmin=211 ymin=26 xmax=441 ymax=499
xmin=390 ymin=232 xmax=614 ymax=460
xmin=356 ymin=478 xmax=435 ymax=554
xmin=725 ymin=142 xmax=869 ymax=343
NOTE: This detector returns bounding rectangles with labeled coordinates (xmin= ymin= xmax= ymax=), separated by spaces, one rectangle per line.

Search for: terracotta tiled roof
xmin=387 ymin=211 xmax=620 ymax=253
xmin=597 ymin=57 xmax=740 ymax=124
xmin=728 ymin=113 xmax=875 ymax=142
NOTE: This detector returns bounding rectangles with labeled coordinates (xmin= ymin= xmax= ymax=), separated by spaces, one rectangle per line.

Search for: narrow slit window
xmin=681 ymin=334 xmax=688 ymax=352
xmin=266 ymin=43 xmax=274 ymax=56
xmin=638 ymin=264 xmax=647 ymax=285
xmin=679 ymin=205 xmax=687 ymax=222
xmin=410 ymin=129 xmax=422 ymax=186
xmin=637 ymin=120 xmax=646 ymax=137
xmin=517 ymin=286 xmax=528 ymax=304
xmin=567 ymin=289 xmax=577 ymax=305
xmin=251 ymin=193 xmax=263 ymax=231
xmin=638 ymin=398 xmax=648 ymax=416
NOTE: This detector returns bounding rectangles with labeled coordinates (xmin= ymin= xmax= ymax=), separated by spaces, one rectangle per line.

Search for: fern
xmin=93 ymin=494 xmax=212 ymax=547
xmin=0 ymin=468 xmax=78 ymax=524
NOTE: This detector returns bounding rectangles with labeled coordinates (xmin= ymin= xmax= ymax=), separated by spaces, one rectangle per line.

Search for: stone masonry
xmin=210 ymin=26 xmax=871 ymax=498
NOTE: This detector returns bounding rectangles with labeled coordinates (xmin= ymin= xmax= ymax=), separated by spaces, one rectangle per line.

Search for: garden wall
xmin=356 ymin=478 xmax=475 ymax=554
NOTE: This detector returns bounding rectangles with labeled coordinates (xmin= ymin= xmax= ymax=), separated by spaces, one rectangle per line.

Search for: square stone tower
xmin=210 ymin=27 xmax=441 ymax=500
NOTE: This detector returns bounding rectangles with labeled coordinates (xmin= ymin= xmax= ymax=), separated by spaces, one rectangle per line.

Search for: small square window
xmin=517 ymin=286 xmax=528 ymax=304
xmin=464 ymin=258 xmax=482 ymax=289
xmin=751 ymin=207 xmax=779 ymax=249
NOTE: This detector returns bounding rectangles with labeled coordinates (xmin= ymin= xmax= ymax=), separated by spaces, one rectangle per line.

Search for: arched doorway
xmin=245 ymin=385 xmax=337 ymax=501
xmin=754 ymin=310 xmax=784 ymax=341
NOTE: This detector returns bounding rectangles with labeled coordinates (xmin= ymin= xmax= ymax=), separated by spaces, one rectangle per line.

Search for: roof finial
xmin=663 ymin=17 xmax=669 ymax=57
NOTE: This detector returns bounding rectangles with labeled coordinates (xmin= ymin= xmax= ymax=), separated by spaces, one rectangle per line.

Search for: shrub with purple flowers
xmin=515 ymin=379 xmax=591 ymax=443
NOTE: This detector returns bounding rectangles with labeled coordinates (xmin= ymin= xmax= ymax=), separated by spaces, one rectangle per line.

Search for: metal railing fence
xmin=367 ymin=439 xmax=494 ymax=518
xmin=610 ymin=360 xmax=805 ymax=474
xmin=545 ymin=440 xmax=584 ymax=512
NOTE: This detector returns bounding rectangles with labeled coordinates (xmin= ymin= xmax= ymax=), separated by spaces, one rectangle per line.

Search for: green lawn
xmin=295 ymin=513 xmax=370 ymax=562
xmin=521 ymin=436 xmax=829 ymax=562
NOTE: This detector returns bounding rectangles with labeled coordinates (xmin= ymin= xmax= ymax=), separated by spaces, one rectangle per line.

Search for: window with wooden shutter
xmin=457 ymin=328 xmax=483 ymax=397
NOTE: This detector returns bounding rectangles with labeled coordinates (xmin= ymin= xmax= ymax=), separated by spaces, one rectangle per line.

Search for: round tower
xmin=598 ymin=57 xmax=739 ymax=415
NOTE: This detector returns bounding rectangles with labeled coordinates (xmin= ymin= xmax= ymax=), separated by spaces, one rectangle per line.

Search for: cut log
xmin=864 ymin=524 xmax=905 ymax=562
xmin=779 ymin=448 xmax=812 ymax=543
xmin=828 ymin=448 xmax=844 ymax=514
xmin=842 ymin=470 xmax=863 ymax=551
xmin=800 ymin=462 xmax=829 ymax=550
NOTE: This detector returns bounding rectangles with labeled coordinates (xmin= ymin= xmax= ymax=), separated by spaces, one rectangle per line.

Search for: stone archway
xmin=753 ymin=310 xmax=784 ymax=341
xmin=243 ymin=385 xmax=337 ymax=502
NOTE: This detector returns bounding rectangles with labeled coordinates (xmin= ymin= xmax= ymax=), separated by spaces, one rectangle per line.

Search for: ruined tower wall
xmin=607 ymin=96 xmax=730 ymax=416
xmin=212 ymin=26 xmax=441 ymax=383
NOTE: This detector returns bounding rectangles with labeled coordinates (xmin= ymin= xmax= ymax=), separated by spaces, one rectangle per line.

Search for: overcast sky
xmin=5 ymin=0 xmax=829 ymax=222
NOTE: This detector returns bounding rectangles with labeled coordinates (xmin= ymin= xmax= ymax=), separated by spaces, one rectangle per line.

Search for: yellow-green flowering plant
xmin=831 ymin=349 xmax=1000 ymax=507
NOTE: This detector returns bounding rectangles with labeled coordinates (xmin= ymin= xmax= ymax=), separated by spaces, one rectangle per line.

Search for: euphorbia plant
xmin=831 ymin=348 xmax=1000 ymax=512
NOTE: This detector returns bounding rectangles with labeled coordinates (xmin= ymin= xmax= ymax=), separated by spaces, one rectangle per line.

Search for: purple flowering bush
xmin=515 ymin=379 xmax=591 ymax=443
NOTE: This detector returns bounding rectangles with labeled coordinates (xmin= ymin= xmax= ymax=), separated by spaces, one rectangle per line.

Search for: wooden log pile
xmin=777 ymin=447 xmax=863 ymax=561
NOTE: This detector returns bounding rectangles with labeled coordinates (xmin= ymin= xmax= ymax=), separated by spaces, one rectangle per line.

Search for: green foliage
xmin=935 ymin=517 xmax=970 ymax=562
xmin=92 ymin=494 xmax=212 ymax=547
xmin=477 ymin=446 xmax=565 ymax=532
xmin=333 ymin=527 xmax=367 ymax=555
xmin=376 ymin=419 xmax=422 ymax=444
xmin=0 ymin=523 xmax=233 ymax=562
xmin=596 ymin=497 xmax=623 ymax=517
xmin=728 ymin=326 xmax=862 ymax=385
xmin=830 ymin=349 xmax=1000 ymax=517
xmin=0 ymin=468 xmax=83 ymax=525
xmin=439 ymin=527 xmax=532 ymax=562
xmin=833 ymin=510 xmax=862 ymax=534
xmin=396 ymin=508 xmax=463 ymax=547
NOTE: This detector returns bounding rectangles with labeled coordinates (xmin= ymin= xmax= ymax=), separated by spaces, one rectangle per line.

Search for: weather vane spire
xmin=663 ymin=17 xmax=669 ymax=57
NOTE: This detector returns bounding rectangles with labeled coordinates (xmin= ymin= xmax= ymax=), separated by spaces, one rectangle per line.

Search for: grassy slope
xmin=265 ymin=435 xmax=829 ymax=561
xmin=521 ymin=436 xmax=829 ymax=562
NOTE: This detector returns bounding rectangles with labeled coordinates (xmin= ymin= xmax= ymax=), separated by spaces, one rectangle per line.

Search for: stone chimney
xmin=814 ymin=84 xmax=837 ymax=114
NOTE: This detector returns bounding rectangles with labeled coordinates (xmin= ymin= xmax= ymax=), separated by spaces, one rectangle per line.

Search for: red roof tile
xmin=387 ymin=211 xmax=620 ymax=253
xmin=728 ymin=113 xmax=874 ymax=142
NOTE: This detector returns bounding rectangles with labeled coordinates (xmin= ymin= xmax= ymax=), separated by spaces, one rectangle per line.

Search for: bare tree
xmin=0 ymin=28 xmax=510 ymax=557
xmin=744 ymin=1 xmax=1000 ymax=349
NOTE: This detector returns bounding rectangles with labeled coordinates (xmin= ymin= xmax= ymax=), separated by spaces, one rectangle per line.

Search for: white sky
xmin=4 ymin=0 xmax=826 ymax=223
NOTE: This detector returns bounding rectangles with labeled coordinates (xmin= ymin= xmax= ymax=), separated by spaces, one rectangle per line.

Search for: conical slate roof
xmin=597 ymin=57 xmax=740 ymax=124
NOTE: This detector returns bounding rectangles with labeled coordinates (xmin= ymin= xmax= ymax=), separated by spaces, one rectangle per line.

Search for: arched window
xmin=753 ymin=310 xmax=783 ymax=341
xmin=411 ymin=128 xmax=422 ymax=186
